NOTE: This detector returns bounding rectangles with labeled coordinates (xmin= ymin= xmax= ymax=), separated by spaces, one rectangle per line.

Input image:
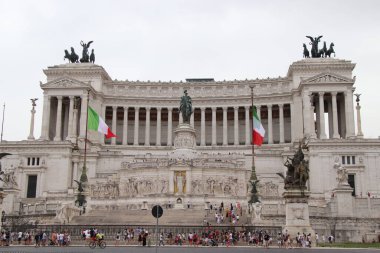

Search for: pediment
xmin=301 ymin=73 xmax=354 ymax=85
xmin=41 ymin=77 xmax=90 ymax=89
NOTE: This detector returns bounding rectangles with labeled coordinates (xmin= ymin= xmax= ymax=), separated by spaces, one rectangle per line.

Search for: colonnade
xmin=38 ymin=90 xmax=355 ymax=144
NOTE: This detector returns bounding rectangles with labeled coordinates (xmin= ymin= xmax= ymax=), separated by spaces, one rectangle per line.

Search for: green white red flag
xmin=88 ymin=106 xmax=116 ymax=138
xmin=252 ymin=106 xmax=265 ymax=146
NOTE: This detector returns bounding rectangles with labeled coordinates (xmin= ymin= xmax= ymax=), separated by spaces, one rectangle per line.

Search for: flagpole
xmin=80 ymin=89 xmax=90 ymax=183
xmin=250 ymin=86 xmax=257 ymax=180
xmin=1 ymin=103 xmax=4 ymax=142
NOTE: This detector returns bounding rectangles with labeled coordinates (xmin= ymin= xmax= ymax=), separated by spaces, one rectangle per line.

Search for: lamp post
xmin=1 ymin=210 xmax=6 ymax=231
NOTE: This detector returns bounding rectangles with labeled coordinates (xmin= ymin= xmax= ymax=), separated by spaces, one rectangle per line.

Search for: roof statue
xmin=304 ymin=36 xmax=335 ymax=58
xmin=63 ymin=41 xmax=95 ymax=64
xmin=179 ymin=90 xmax=193 ymax=124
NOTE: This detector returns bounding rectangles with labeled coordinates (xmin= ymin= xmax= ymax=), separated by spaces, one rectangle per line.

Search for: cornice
xmin=44 ymin=63 xmax=112 ymax=81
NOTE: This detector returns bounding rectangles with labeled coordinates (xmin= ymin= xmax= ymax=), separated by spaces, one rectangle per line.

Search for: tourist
xmin=263 ymin=232 xmax=270 ymax=248
xmin=159 ymin=233 xmax=164 ymax=246
xmin=115 ymin=231 xmax=121 ymax=246
xmin=315 ymin=232 xmax=319 ymax=245
xmin=322 ymin=234 xmax=325 ymax=244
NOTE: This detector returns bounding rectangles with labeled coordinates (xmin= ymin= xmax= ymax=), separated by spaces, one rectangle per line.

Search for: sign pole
xmin=156 ymin=206 xmax=159 ymax=253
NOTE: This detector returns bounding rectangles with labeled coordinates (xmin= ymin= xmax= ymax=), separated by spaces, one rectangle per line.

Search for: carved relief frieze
xmin=89 ymin=180 xmax=120 ymax=199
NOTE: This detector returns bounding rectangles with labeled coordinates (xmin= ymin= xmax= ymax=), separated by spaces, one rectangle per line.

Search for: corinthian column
xmin=66 ymin=96 xmax=74 ymax=140
xmin=318 ymin=92 xmax=326 ymax=139
xmin=212 ymin=107 xmax=216 ymax=146
xmin=355 ymin=95 xmax=364 ymax=138
xmin=145 ymin=107 xmax=151 ymax=146
xmin=167 ymin=107 xmax=173 ymax=146
xmin=39 ymin=94 xmax=50 ymax=140
xmin=123 ymin=107 xmax=128 ymax=145
xmin=79 ymin=93 xmax=88 ymax=138
xmin=156 ymin=107 xmax=161 ymax=146
xmin=279 ymin=104 xmax=284 ymax=143
xmin=54 ymin=96 xmax=63 ymax=141
xmin=345 ymin=89 xmax=355 ymax=138
xmin=27 ymin=101 xmax=37 ymax=140
xmin=267 ymin=104 xmax=273 ymax=144
xmin=222 ymin=107 xmax=228 ymax=146
xmin=111 ymin=106 xmax=117 ymax=145
xmin=134 ymin=107 xmax=140 ymax=145
xmin=331 ymin=92 xmax=340 ymax=139
xmin=245 ymin=106 xmax=250 ymax=145
xmin=201 ymin=107 xmax=206 ymax=146
xmin=234 ymin=106 xmax=239 ymax=145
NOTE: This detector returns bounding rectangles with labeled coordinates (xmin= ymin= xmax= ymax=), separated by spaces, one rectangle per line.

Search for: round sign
xmin=152 ymin=205 xmax=163 ymax=218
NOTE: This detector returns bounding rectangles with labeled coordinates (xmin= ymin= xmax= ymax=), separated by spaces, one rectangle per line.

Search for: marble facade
xmin=0 ymin=58 xmax=380 ymax=241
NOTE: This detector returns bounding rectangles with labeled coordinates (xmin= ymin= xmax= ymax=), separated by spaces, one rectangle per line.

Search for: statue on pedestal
xmin=179 ymin=90 xmax=192 ymax=123
xmin=334 ymin=162 xmax=349 ymax=187
xmin=278 ymin=138 xmax=309 ymax=189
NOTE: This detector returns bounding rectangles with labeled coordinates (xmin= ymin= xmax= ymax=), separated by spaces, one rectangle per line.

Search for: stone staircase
xmin=70 ymin=208 xmax=249 ymax=225
xmin=71 ymin=208 xmax=207 ymax=225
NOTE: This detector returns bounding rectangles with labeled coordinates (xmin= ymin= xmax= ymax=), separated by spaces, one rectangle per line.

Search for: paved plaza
xmin=0 ymin=246 xmax=379 ymax=253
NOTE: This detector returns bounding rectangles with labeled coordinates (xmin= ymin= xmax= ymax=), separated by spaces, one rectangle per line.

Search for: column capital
xmin=200 ymin=107 xmax=206 ymax=112
xmin=256 ymin=105 xmax=261 ymax=109
xmin=146 ymin=107 xmax=151 ymax=111
xmin=56 ymin=96 xmax=63 ymax=100
xmin=68 ymin=96 xmax=74 ymax=100
xmin=112 ymin=105 xmax=117 ymax=110
xmin=124 ymin=106 xmax=129 ymax=110
xmin=233 ymin=106 xmax=239 ymax=110
xmin=211 ymin=107 xmax=217 ymax=112
xmin=222 ymin=106 xmax=228 ymax=110
xmin=135 ymin=106 xmax=140 ymax=111
xmin=167 ymin=107 xmax=173 ymax=112
xmin=330 ymin=91 xmax=338 ymax=96
xmin=267 ymin=104 xmax=272 ymax=109
xmin=278 ymin=103 xmax=284 ymax=109
xmin=157 ymin=107 xmax=162 ymax=111
xmin=344 ymin=89 xmax=353 ymax=96
xmin=318 ymin=91 xmax=325 ymax=97
xmin=244 ymin=105 xmax=250 ymax=110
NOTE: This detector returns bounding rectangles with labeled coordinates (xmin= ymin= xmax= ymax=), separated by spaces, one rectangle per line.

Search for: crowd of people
xmin=0 ymin=230 xmax=71 ymax=247
xmin=0 ymin=227 xmax=336 ymax=248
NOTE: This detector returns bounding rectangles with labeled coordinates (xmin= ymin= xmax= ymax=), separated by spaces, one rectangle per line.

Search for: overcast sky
xmin=0 ymin=0 xmax=380 ymax=141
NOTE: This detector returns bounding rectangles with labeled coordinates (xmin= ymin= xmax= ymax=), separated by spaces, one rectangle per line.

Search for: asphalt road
xmin=0 ymin=246 xmax=379 ymax=253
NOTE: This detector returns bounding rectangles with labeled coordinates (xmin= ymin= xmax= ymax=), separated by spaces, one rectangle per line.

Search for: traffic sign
xmin=152 ymin=205 xmax=163 ymax=218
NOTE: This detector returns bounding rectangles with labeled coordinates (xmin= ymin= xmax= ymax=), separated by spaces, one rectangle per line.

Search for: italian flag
xmin=88 ymin=106 xmax=116 ymax=138
xmin=252 ymin=106 xmax=265 ymax=146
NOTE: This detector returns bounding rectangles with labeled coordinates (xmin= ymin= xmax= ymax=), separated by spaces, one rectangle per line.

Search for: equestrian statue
xmin=179 ymin=90 xmax=193 ymax=124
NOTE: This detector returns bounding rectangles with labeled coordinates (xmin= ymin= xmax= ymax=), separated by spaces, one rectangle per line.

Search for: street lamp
xmin=1 ymin=210 xmax=6 ymax=227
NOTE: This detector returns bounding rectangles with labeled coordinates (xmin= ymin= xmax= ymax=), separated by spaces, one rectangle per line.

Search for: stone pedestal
xmin=173 ymin=123 xmax=197 ymax=158
xmin=283 ymin=189 xmax=315 ymax=246
xmin=0 ymin=190 xmax=6 ymax=231
xmin=332 ymin=185 xmax=353 ymax=217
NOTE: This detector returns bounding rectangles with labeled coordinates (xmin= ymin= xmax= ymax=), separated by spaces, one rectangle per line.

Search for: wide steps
xmin=71 ymin=208 xmax=212 ymax=225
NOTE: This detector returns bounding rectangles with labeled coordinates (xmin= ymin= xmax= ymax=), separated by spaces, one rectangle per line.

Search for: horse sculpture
xmin=64 ymin=47 xmax=79 ymax=63
xmin=318 ymin=41 xmax=328 ymax=58
xmin=325 ymin=42 xmax=335 ymax=57
xmin=303 ymin=43 xmax=310 ymax=58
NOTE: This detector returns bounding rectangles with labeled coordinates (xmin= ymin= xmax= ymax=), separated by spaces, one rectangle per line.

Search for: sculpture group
xmin=278 ymin=138 xmax=310 ymax=189
xmin=64 ymin=41 xmax=95 ymax=63
xmin=303 ymin=36 xmax=335 ymax=58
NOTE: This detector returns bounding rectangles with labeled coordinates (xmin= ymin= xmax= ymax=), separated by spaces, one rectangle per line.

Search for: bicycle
xmin=89 ymin=239 xmax=106 ymax=249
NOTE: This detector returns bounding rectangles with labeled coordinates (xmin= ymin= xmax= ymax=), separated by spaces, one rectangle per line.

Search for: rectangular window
xmin=26 ymin=175 xmax=37 ymax=198
xmin=348 ymin=174 xmax=356 ymax=196
xmin=27 ymin=158 xmax=31 ymax=166
xmin=36 ymin=158 xmax=40 ymax=166
xmin=347 ymin=156 xmax=351 ymax=165
xmin=342 ymin=156 xmax=345 ymax=165
xmin=352 ymin=156 xmax=355 ymax=165
xmin=32 ymin=157 xmax=35 ymax=166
